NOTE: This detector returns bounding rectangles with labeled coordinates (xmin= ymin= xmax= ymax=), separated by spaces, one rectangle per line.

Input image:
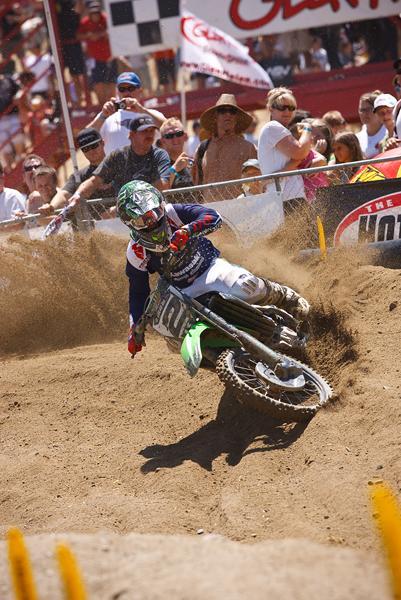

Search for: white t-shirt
xmin=24 ymin=52 xmax=52 ymax=94
xmin=258 ymin=120 xmax=305 ymax=201
xmin=393 ymin=99 xmax=401 ymax=139
xmin=100 ymin=108 xmax=165 ymax=156
xmin=356 ymin=124 xmax=387 ymax=158
xmin=0 ymin=187 xmax=26 ymax=221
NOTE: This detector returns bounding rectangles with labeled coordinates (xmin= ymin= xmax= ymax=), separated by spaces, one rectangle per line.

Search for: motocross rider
xmin=117 ymin=180 xmax=310 ymax=358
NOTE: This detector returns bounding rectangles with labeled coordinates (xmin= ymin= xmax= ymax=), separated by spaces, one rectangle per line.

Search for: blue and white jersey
xmin=126 ymin=203 xmax=222 ymax=323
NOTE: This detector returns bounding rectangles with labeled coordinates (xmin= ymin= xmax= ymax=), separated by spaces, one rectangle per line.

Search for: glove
xmin=128 ymin=327 xmax=142 ymax=358
xmin=169 ymin=228 xmax=190 ymax=253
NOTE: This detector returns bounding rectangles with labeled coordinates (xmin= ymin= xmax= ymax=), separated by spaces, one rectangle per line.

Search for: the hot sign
xmin=334 ymin=192 xmax=401 ymax=246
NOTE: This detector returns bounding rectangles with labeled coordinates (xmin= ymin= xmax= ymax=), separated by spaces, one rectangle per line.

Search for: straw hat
xmin=200 ymin=93 xmax=253 ymax=135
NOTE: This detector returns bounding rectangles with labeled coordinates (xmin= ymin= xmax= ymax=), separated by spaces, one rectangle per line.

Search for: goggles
xmin=129 ymin=206 xmax=164 ymax=230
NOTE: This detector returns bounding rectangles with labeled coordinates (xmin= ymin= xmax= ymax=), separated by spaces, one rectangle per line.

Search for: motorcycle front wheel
xmin=216 ymin=348 xmax=332 ymax=422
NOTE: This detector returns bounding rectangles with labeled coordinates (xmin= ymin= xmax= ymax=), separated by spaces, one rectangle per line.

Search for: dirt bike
xmin=133 ymin=275 xmax=332 ymax=422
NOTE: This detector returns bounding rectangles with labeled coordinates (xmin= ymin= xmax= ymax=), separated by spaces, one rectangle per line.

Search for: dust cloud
xmin=0 ymin=233 xmax=128 ymax=355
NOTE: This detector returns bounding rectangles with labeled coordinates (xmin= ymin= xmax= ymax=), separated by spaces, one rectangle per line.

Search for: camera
xmin=187 ymin=158 xmax=194 ymax=167
xmin=113 ymin=100 xmax=126 ymax=110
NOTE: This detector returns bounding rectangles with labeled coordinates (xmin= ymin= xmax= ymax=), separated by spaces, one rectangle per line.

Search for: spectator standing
xmin=258 ymin=87 xmax=312 ymax=213
xmin=159 ymin=118 xmax=193 ymax=190
xmin=309 ymin=37 xmax=330 ymax=71
xmin=152 ymin=49 xmax=176 ymax=94
xmin=187 ymin=120 xmax=200 ymax=157
xmin=0 ymin=161 xmax=26 ymax=227
xmin=194 ymin=94 xmax=257 ymax=189
xmin=23 ymin=43 xmax=54 ymax=99
xmin=39 ymin=128 xmax=115 ymax=215
xmin=0 ymin=74 xmax=23 ymax=170
xmin=372 ymin=93 xmax=397 ymax=151
xmin=63 ymin=115 xmax=171 ymax=207
xmin=78 ymin=2 xmax=115 ymax=105
xmin=56 ymin=0 xmax=86 ymax=108
xmin=356 ymin=91 xmax=386 ymax=158
xmin=87 ymin=71 xmax=166 ymax=155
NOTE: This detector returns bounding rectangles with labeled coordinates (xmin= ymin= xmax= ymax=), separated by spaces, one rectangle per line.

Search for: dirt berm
xmin=0 ymin=232 xmax=400 ymax=598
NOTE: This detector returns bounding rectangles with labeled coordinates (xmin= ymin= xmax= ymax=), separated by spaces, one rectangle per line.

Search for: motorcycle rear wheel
xmin=216 ymin=348 xmax=332 ymax=422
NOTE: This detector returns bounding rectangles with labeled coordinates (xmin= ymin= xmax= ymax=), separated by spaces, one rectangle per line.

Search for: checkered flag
xmin=105 ymin=0 xmax=180 ymax=55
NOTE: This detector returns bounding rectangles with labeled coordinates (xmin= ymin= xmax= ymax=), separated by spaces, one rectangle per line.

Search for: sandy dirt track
xmin=0 ymin=233 xmax=400 ymax=597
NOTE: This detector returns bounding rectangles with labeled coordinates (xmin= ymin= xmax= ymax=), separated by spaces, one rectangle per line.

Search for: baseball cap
xmin=76 ymin=127 xmax=102 ymax=150
xmin=242 ymin=158 xmax=261 ymax=171
xmin=129 ymin=115 xmax=157 ymax=132
xmin=373 ymin=93 xmax=397 ymax=112
xmin=117 ymin=72 xmax=141 ymax=88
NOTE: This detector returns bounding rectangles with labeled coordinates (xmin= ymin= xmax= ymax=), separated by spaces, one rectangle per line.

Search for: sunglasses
xmin=81 ymin=142 xmax=101 ymax=152
xmin=216 ymin=107 xmax=238 ymax=115
xmin=117 ymin=85 xmax=136 ymax=92
xmin=24 ymin=164 xmax=41 ymax=172
xmin=162 ymin=130 xmax=185 ymax=140
xmin=272 ymin=104 xmax=296 ymax=112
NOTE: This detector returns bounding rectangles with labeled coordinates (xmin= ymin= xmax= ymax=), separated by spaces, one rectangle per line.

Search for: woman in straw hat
xmin=193 ymin=94 xmax=256 ymax=191
xmin=258 ymin=87 xmax=313 ymax=214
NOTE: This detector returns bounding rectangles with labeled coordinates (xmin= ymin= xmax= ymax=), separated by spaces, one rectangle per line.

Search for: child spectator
xmin=238 ymin=159 xmax=264 ymax=197
xmin=287 ymin=123 xmax=328 ymax=203
xmin=331 ymin=132 xmax=363 ymax=183
xmin=322 ymin=110 xmax=347 ymax=136
xmin=27 ymin=165 xmax=59 ymax=213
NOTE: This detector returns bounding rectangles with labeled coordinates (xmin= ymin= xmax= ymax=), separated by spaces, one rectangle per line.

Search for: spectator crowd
xmin=1 ymin=2 xmax=401 ymax=228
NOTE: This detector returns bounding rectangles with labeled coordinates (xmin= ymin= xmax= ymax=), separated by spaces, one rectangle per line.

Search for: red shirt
xmin=78 ymin=13 xmax=111 ymax=62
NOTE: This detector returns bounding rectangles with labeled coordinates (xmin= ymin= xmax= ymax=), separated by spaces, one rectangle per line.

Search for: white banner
xmin=180 ymin=10 xmax=272 ymax=89
xmin=105 ymin=0 xmax=399 ymax=56
xmin=206 ymin=191 xmax=284 ymax=244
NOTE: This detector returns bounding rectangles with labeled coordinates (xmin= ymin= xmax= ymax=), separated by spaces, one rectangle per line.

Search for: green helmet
xmin=117 ymin=180 xmax=170 ymax=253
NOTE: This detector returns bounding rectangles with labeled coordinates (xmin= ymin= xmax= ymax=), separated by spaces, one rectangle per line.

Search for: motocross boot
xmin=260 ymin=279 xmax=310 ymax=320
